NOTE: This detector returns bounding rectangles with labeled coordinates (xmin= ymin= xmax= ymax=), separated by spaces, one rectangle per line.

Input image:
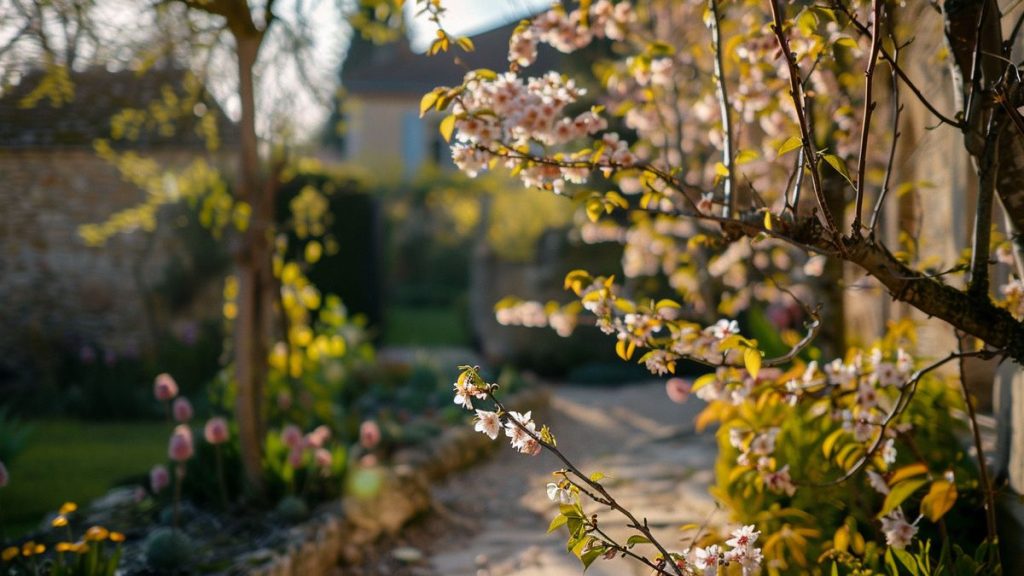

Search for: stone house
xmin=0 ymin=67 xmax=233 ymax=385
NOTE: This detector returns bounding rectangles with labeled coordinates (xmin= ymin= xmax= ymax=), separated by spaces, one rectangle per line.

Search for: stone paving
xmin=413 ymin=381 xmax=721 ymax=576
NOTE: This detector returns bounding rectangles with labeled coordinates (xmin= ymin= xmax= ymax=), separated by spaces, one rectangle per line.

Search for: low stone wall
xmin=238 ymin=386 xmax=550 ymax=576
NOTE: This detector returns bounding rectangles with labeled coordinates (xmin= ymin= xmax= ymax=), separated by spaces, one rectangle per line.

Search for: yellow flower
xmin=72 ymin=542 xmax=90 ymax=555
xmin=1 ymin=547 xmax=18 ymax=562
xmin=32 ymin=544 xmax=45 ymax=555
xmin=59 ymin=502 xmax=78 ymax=515
xmin=85 ymin=526 xmax=109 ymax=542
xmin=51 ymin=515 xmax=68 ymax=528
xmin=109 ymin=532 xmax=126 ymax=543
xmin=21 ymin=542 xmax=35 ymax=557
xmin=56 ymin=542 xmax=74 ymax=553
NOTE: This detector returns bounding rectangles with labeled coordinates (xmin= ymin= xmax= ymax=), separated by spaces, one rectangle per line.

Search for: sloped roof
xmin=342 ymin=22 xmax=562 ymax=96
xmin=0 ymin=67 xmax=237 ymax=149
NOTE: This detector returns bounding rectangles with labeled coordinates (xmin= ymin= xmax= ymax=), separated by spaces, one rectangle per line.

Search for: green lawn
xmin=1 ymin=420 xmax=167 ymax=537
xmin=382 ymin=305 xmax=470 ymax=346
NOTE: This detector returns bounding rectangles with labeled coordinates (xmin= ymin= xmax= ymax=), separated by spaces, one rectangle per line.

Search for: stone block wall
xmin=0 ymin=148 xmax=222 ymax=380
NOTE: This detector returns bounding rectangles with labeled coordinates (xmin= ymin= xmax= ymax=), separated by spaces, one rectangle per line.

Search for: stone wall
xmin=0 ymin=148 xmax=223 ymax=381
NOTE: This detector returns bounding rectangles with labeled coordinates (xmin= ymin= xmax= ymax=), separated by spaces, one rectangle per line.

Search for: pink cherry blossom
xmin=203 ymin=417 xmax=230 ymax=445
xmin=154 ymin=373 xmax=178 ymax=401
xmin=172 ymin=397 xmax=193 ymax=423
xmin=665 ymin=377 xmax=691 ymax=404
xmin=473 ymin=410 xmax=501 ymax=440
xmin=880 ymin=508 xmax=918 ymax=549
xmin=0 ymin=459 xmax=8 ymax=488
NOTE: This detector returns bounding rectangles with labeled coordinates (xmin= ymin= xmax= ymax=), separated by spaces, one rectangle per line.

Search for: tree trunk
xmin=233 ymin=32 xmax=267 ymax=496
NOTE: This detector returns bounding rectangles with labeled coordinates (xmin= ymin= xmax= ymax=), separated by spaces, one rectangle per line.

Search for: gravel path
xmin=353 ymin=381 xmax=721 ymax=576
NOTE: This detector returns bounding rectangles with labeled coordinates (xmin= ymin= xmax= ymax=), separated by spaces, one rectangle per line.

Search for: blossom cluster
xmin=685 ymin=525 xmax=763 ymax=576
xmin=507 ymin=0 xmax=637 ymax=67
xmin=453 ymin=369 xmax=543 ymax=456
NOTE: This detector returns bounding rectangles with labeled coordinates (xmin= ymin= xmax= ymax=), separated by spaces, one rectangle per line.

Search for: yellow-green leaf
xmin=439 ymin=114 xmax=456 ymax=142
xmin=419 ymin=91 xmax=440 ymax=118
xmin=456 ymin=36 xmax=475 ymax=52
xmin=920 ymin=479 xmax=957 ymax=522
xmin=714 ymin=162 xmax=730 ymax=177
xmin=822 ymin=153 xmax=853 ymax=185
xmin=778 ymin=136 xmax=803 ymax=156
xmin=735 ymin=149 xmax=760 ymax=165
xmin=744 ymin=346 xmax=762 ymax=379
xmin=878 ymin=478 xmax=928 ymax=518
xmin=548 ymin=514 xmax=568 ymax=533
xmin=764 ymin=211 xmax=773 ymax=231
xmin=889 ymin=463 xmax=929 ymax=486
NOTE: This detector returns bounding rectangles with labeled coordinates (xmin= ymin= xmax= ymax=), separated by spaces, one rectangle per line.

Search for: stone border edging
xmin=238 ymin=386 xmax=551 ymax=576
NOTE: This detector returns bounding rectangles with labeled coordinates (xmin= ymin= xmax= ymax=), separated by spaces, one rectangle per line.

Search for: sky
xmin=406 ymin=0 xmax=551 ymax=53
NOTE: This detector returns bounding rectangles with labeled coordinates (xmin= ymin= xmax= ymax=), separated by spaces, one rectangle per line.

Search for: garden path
xmin=367 ymin=381 xmax=721 ymax=576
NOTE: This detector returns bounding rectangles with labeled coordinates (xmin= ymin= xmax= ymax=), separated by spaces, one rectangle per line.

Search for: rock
xmin=391 ymin=546 xmax=424 ymax=563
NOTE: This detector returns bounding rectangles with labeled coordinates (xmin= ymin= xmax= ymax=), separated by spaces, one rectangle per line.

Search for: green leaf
xmin=920 ymin=479 xmax=958 ymax=522
xmin=626 ymin=535 xmax=650 ymax=548
xmin=581 ymin=546 xmax=605 ymax=570
xmin=892 ymin=548 xmax=922 ymax=576
xmin=778 ymin=136 xmax=803 ymax=156
xmin=439 ymin=114 xmax=457 ymax=142
xmin=878 ymin=478 xmax=928 ymax=518
xmin=548 ymin=514 xmax=568 ymax=533
xmin=822 ymin=153 xmax=854 ymax=185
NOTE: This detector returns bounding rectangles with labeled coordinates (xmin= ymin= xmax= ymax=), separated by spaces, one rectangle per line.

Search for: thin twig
xmin=852 ymin=0 xmax=883 ymax=235
xmin=767 ymin=0 xmax=844 ymax=248
xmin=708 ymin=0 xmax=736 ymax=218
xmin=834 ymin=0 xmax=964 ymax=129
xmin=955 ymin=334 xmax=1001 ymax=567
xmin=869 ymin=42 xmax=903 ymax=234
xmin=807 ymin=349 xmax=998 ymax=487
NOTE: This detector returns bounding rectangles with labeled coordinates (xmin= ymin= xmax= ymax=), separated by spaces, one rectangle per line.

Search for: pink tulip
xmin=204 ymin=417 xmax=230 ymax=445
xmin=168 ymin=425 xmax=194 ymax=462
xmin=154 ymin=373 xmax=179 ymax=401
xmin=0 ymin=459 xmax=9 ymax=488
xmin=150 ymin=464 xmax=170 ymax=494
xmin=359 ymin=420 xmax=381 ymax=449
xmin=314 ymin=448 xmax=333 ymax=470
xmin=305 ymin=425 xmax=331 ymax=448
xmin=666 ymin=377 xmax=691 ymax=404
xmin=281 ymin=424 xmax=303 ymax=449
xmin=173 ymin=397 xmax=194 ymax=423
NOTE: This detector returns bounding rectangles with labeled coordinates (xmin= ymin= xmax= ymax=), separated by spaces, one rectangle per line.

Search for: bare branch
xmin=708 ymin=0 xmax=736 ymax=218
xmin=852 ymin=0 xmax=883 ymax=235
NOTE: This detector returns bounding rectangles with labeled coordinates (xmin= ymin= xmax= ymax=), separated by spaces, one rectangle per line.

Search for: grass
xmin=382 ymin=305 xmax=470 ymax=346
xmin=1 ymin=420 xmax=167 ymax=538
